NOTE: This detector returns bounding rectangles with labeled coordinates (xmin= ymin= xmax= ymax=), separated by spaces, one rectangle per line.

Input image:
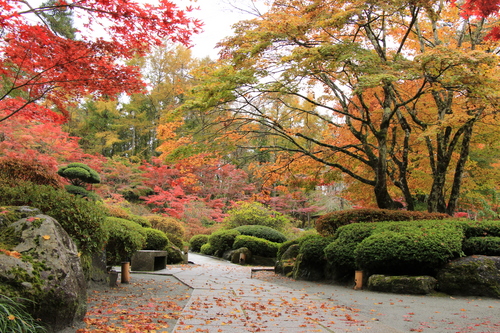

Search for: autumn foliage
xmin=0 ymin=0 xmax=201 ymax=123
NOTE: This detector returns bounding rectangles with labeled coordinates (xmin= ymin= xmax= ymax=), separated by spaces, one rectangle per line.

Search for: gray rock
xmin=367 ymin=274 xmax=438 ymax=294
xmin=166 ymin=245 xmax=185 ymax=264
xmin=437 ymin=255 xmax=500 ymax=298
xmin=230 ymin=247 xmax=252 ymax=265
xmin=281 ymin=244 xmax=300 ymax=261
xmin=0 ymin=213 xmax=87 ymax=332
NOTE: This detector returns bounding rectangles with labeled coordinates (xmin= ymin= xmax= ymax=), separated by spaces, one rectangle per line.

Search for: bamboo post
xmin=354 ymin=270 xmax=363 ymax=290
xmin=121 ymin=262 xmax=130 ymax=284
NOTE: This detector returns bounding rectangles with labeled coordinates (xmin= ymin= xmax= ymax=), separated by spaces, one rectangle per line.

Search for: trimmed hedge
xmin=458 ymin=220 xmax=500 ymax=238
xmin=166 ymin=232 xmax=184 ymax=249
xmin=324 ymin=223 xmax=376 ymax=270
xmin=189 ymin=234 xmax=210 ymax=252
xmin=316 ymin=208 xmax=449 ymax=237
xmin=200 ymin=243 xmax=215 ymax=255
xmin=463 ymin=237 xmax=500 ymax=256
xmin=233 ymin=225 xmax=287 ymax=243
xmin=324 ymin=220 xmax=464 ymax=276
xmin=298 ymin=236 xmax=335 ymax=264
xmin=143 ymin=228 xmax=169 ymax=250
xmin=103 ymin=217 xmax=146 ymax=265
xmin=208 ymin=229 xmax=241 ymax=257
xmin=232 ymin=235 xmax=279 ymax=257
xmin=354 ymin=223 xmax=463 ymax=275
xmin=277 ymin=234 xmax=325 ymax=261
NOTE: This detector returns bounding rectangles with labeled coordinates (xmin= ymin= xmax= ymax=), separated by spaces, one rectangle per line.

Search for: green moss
xmin=439 ymin=257 xmax=500 ymax=297
xmin=0 ymin=226 xmax=22 ymax=250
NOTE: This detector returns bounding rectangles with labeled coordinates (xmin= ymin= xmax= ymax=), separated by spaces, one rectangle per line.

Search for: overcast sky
xmin=179 ymin=0 xmax=267 ymax=59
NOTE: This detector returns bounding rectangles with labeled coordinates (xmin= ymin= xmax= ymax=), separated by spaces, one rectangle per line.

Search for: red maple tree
xmin=0 ymin=0 xmax=201 ymax=123
xmin=452 ymin=0 xmax=500 ymax=40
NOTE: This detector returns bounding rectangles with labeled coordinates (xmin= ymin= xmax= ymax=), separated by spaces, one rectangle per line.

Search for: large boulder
xmin=0 ymin=209 xmax=87 ymax=332
xmin=437 ymin=256 xmax=500 ymax=298
xmin=368 ymin=275 xmax=438 ymax=295
xmin=275 ymin=244 xmax=299 ymax=276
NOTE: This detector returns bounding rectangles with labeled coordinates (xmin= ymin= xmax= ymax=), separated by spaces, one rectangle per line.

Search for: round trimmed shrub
xmin=190 ymin=234 xmax=209 ymax=252
xmin=105 ymin=204 xmax=151 ymax=228
xmin=166 ymin=232 xmax=184 ymax=249
xmin=459 ymin=221 xmax=500 ymax=238
xmin=143 ymin=228 xmax=169 ymax=250
xmin=463 ymin=237 xmax=500 ymax=256
xmin=103 ymin=217 xmax=146 ymax=265
xmin=208 ymin=229 xmax=241 ymax=257
xmin=298 ymin=236 xmax=334 ymax=264
xmin=232 ymin=235 xmax=279 ymax=257
xmin=354 ymin=224 xmax=463 ymax=275
xmin=234 ymin=225 xmax=287 ymax=243
xmin=146 ymin=215 xmax=185 ymax=239
xmin=58 ymin=162 xmax=101 ymax=185
xmin=316 ymin=208 xmax=450 ymax=237
xmin=0 ymin=182 xmax=107 ymax=256
xmin=200 ymin=243 xmax=215 ymax=256
xmin=224 ymin=202 xmax=290 ymax=231
xmin=324 ymin=223 xmax=376 ymax=270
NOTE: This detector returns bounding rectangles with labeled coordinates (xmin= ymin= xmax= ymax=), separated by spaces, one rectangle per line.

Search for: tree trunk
xmin=446 ymin=120 xmax=475 ymax=215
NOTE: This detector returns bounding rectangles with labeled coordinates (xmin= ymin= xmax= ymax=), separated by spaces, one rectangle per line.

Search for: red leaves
xmin=453 ymin=0 xmax=500 ymax=19
xmin=0 ymin=0 xmax=201 ymax=123
xmin=451 ymin=0 xmax=500 ymax=40
xmin=81 ymin=278 xmax=189 ymax=332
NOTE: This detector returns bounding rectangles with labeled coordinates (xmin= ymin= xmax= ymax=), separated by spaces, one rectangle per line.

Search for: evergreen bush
xmin=143 ymin=228 xmax=169 ymax=250
xmin=57 ymin=162 xmax=101 ymax=186
xmin=463 ymin=237 xmax=500 ymax=256
xmin=233 ymin=225 xmax=287 ymax=243
xmin=200 ymin=243 xmax=215 ymax=255
xmin=354 ymin=222 xmax=463 ymax=275
xmin=189 ymin=234 xmax=210 ymax=252
xmin=232 ymin=235 xmax=279 ymax=257
xmin=324 ymin=223 xmax=376 ymax=270
xmin=298 ymin=236 xmax=335 ymax=264
xmin=165 ymin=232 xmax=184 ymax=249
xmin=459 ymin=220 xmax=500 ymax=238
xmin=0 ymin=182 xmax=107 ymax=256
xmin=103 ymin=217 xmax=146 ymax=265
xmin=316 ymin=208 xmax=449 ymax=237
xmin=208 ymin=229 xmax=241 ymax=257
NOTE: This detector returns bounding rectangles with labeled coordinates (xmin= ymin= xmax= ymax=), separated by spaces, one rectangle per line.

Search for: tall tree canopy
xmin=175 ymin=0 xmax=500 ymax=214
xmin=0 ymin=0 xmax=201 ymax=123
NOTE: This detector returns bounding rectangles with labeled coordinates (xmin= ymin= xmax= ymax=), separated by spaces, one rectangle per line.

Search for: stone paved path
xmin=161 ymin=254 xmax=403 ymax=333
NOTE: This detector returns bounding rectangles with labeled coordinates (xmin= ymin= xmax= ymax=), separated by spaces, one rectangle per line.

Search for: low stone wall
xmin=131 ymin=250 xmax=168 ymax=271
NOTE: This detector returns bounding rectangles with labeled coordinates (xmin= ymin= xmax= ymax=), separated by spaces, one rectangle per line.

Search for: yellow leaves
xmin=157 ymin=121 xmax=184 ymax=140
